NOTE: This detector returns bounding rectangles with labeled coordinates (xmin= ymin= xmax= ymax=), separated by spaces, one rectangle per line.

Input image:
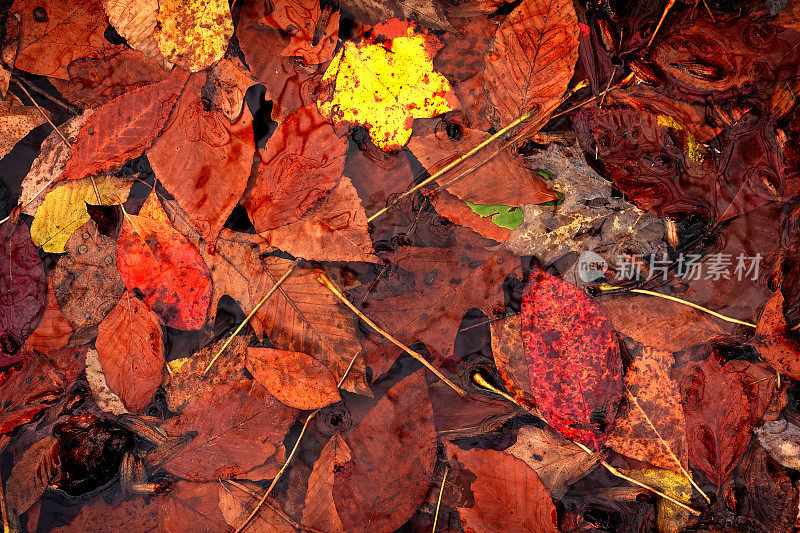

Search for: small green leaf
xmin=465 ymin=201 xmax=524 ymax=229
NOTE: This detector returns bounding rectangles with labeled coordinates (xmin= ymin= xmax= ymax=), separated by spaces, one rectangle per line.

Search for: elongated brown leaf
xmin=483 ymin=0 xmax=579 ymax=126
xmin=6 ymin=436 xmax=59 ymax=516
xmin=96 ymin=292 xmax=165 ymax=411
xmin=302 ymin=434 xmax=350 ymax=533
xmin=246 ymin=347 xmax=341 ymax=410
xmin=59 ymin=71 xmax=189 ymax=181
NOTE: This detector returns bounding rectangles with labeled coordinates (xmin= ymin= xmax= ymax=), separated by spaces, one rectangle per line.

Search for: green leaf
xmin=465 ymin=201 xmax=524 ymax=229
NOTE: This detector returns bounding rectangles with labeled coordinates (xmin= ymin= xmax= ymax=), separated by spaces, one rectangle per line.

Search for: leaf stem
xmin=203 ymin=259 xmax=299 ymax=375
xmin=315 ymin=271 xmax=466 ymax=396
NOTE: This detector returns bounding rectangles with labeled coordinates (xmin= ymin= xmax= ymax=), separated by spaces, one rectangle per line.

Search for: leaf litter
xmin=0 ymin=0 xmax=799 ymax=531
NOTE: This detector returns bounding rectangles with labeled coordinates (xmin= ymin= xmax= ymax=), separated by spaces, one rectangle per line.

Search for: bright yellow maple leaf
xmin=317 ymin=19 xmax=459 ymax=152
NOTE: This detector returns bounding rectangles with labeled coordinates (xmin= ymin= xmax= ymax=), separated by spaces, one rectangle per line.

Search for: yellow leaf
xmin=154 ymin=0 xmax=233 ymax=72
xmin=30 ymin=176 xmax=132 ymax=253
xmin=618 ymin=468 xmax=694 ymax=533
xmin=317 ymin=18 xmax=458 ymax=152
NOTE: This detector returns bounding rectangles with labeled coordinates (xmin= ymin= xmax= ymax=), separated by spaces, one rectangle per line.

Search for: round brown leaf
xmin=96 ymin=291 xmax=165 ymax=411
xmin=446 ymin=444 xmax=558 ymax=533
xmin=246 ymin=347 xmax=341 ymax=410
xmin=483 ymin=0 xmax=579 ymax=127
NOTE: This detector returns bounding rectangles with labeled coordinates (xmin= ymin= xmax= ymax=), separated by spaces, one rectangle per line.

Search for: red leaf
xmin=147 ymin=73 xmax=256 ymax=248
xmin=496 ymin=270 xmax=623 ymax=450
xmin=246 ymin=347 xmax=341 ymax=410
xmin=242 ymin=105 xmax=348 ymax=232
xmin=23 ymin=278 xmax=72 ymax=355
xmin=446 ymin=444 xmax=558 ymax=533
xmin=753 ymin=290 xmax=800 ymax=379
xmin=96 ymin=292 xmax=165 ymax=411
xmin=116 ymin=193 xmax=212 ymax=330
xmin=0 ymin=224 xmax=46 ymax=366
xmin=59 ymin=70 xmax=189 ymax=182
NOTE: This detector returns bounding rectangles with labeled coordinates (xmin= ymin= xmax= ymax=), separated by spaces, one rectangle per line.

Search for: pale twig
xmin=234 ymin=350 xmax=363 ymax=533
xmin=316 ymin=270 xmax=466 ymax=396
xmin=600 ymin=285 xmax=757 ymax=328
xmin=645 ymin=0 xmax=677 ymax=50
xmin=13 ymin=78 xmax=69 ymax=146
xmin=203 ymin=260 xmax=299 ymax=375
xmin=432 ymin=464 xmax=449 ymax=533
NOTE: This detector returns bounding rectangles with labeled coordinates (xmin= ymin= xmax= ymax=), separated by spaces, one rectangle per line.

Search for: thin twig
xmin=600 ymin=285 xmax=757 ymax=328
xmin=645 ymin=0 xmax=677 ymax=50
xmin=13 ymin=75 xmax=79 ymax=114
xmin=13 ymin=77 xmax=69 ymax=146
xmin=203 ymin=260 xmax=299 ymax=375
xmin=316 ymin=271 xmax=466 ymax=396
xmin=432 ymin=464 xmax=449 ymax=533
xmin=234 ymin=350 xmax=363 ymax=533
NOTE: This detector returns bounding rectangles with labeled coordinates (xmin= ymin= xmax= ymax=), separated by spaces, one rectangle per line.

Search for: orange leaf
xmin=246 ymin=347 xmax=341 ymax=410
xmin=96 ymin=292 xmax=165 ymax=411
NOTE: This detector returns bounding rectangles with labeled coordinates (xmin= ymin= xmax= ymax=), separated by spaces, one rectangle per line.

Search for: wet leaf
xmin=0 ymin=93 xmax=49 ymax=159
xmin=483 ymin=0 xmax=579 ymax=127
xmin=0 ymin=224 xmax=46 ymax=365
xmin=154 ymin=0 xmax=233 ymax=72
xmin=23 ymin=278 xmax=73 ymax=355
xmin=260 ymin=0 xmax=340 ymax=65
xmin=96 ymin=291 xmax=165 ymax=411
xmin=616 ymin=468 xmax=693 ymax=533
xmin=246 ymin=347 xmax=341 ymax=410
xmin=116 ymin=192 xmax=212 ymax=330
xmin=446 ymin=443 xmax=559 ymax=533
xmin=243 ymin=105 xmax=348 ymax=233
xmin=753 ymin=290 xmax=800 ymax=379
xmin=84 ymin=348 xmax=129 ymax=415
xmin=5 ymin=436 xmax=59 ymax=517
xmin=302 ymin=433 xmax=350 ymax=533
xmin=333 ymin=370 xmax=437 ymax=532
xmin=147 ymin=72 xmax=255 ymax=248
xmin=317 ymin=18 xmax=459 ymax=151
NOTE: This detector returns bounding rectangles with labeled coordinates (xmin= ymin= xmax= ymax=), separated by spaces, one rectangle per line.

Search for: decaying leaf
xmin=246 ymin=347 xmax=341 ymax=410
xmin=302 ymin=433 xmax=350 ymax=533
xmin=96 ymin=292 xmax=165 ymax=411
xmin=753 ymin=290 xmax=800 ymax=379
xmin=260 ymin=0 xmax=340 ymax=65
xmin=756 ymin=419 xmax=800 ymax=470
xmin=0 ymin=223 xmax=46 ymax=366
xmin=23 ymin=278 xmax=72 ymax=355
xmin=0 ymin=93 xmax=49 ymax=159
xmin=116 ymin=192 xmax=212 ymax=330
xmin=616 ymin=468 xmax=693 ymax=533
xmin=318 ymin=18 xmax=459 ymax=151
xmin=84 ymin=348 xmax=129 ymax=415
xmin=52 ymin=219 xmax=126 ymax=331
xmin=154 ymin=0 xmax=233 ymax=72
xmin=5 ymin=436 xmax=59 ymax=517
xmin=505 ymin=426 xmax=600 ymax=499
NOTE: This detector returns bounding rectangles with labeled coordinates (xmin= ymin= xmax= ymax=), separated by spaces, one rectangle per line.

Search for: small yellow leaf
xmin=154 ymin=0 xmax=233 ymax=72
xmin=317 ymin=18 xmax=458 ymax=152
xmin=618 ymin=468 xmax=693 ymax=533
xmin=30 ymin=176 xmax=131 ymax=253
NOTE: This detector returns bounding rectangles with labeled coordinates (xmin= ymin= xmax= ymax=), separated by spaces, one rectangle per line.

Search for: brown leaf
xmin=302 ymin=433 xmax=350 ymax=533
xmin=483 ymin=0 xmax=579 ymax=126
xmin=52 ymin=220 xmax=126 ymax=332
xmin=236 ymin=0 xmax=326 ymax=121
xmin=103 ymin=0 xmax=172 ymax=69
xmin=84 ymin=348 xmax=128 ymax=415
xmin=674 ymin=353 xmax=763 ymax=486
xmin=606 ymin=344 xmax=689 ymax=472
xmin=333 ymin=370 xmax=437 ymax=532
xmin=0 ymin=93 xmax=49 ymax=159
xmin=505 ymin=426 xmax=599 ymax=499
xmin=261 ymin=176 xmax=376 ymax=263
xmin=218 ymin=481 xmax=296 ymax=532
xmin=12 ymin=0 xmax=122 ymax=79
xmin=5 ymin=436 xmax=59 ymax=516
xmin=753 ymin=290 xmax=800 ymax=379
xmin=147 ymin=72 xmax=255 ymax=248
xmin=243 ymin=105 xmax=348 ymax=233
xmin=23 ymin=277 xmax=73 ymax=355
xmin=246 ymin=347 xmax=341 ymax=410
xmin=59 ymin=70 xmax=189 ymax=182
xmin=253 ymin=261 xmax=369 ymax=396
xmin=96 ymin=291 xmax=165 ymax=411
xmin=260 ymin=0 xmax=340 ymax=65
xmin=407 ymin=118 xmax=556 ymax=206
xmin=157 ymin=482 xmax=230 ymax=530
xmin=337 ymin=0 xmax=451 ymax=31
xmin=446 ymin=443 xmax=558 ymax=533
xmin=159 ymin=338 xmax=297 ymax=481
xmin=425 ymin=188 xmax=511 ymax=243
xmin=205 ymin=56 xmax=255 ymax=123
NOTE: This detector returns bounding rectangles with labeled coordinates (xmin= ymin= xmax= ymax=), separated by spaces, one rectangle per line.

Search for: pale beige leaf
xmin=104 ymin=0 xmax=173 ymax=69
xmin=85 ymin=348 xmax=129 ymax=416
